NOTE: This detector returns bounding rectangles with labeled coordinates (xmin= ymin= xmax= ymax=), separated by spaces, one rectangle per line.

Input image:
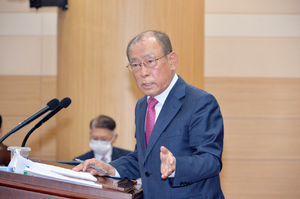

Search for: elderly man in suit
xmin=74 ymin=30 xmax=224 ymax=199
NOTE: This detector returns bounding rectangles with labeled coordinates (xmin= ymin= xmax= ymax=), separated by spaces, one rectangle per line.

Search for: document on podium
xmin=35 ymin=162 xmax=97 ymax=182
xmin=8 ymin=151 xmax=102 ymax=189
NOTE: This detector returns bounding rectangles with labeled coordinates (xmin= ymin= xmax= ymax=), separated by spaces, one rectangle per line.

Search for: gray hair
xmin=126 ymin=30 xmax=173 ymax=61
xmin=90 ymin=115 xmax=116 ymax=136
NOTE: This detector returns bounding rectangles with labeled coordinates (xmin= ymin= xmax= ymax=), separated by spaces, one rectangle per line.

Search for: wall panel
xmin=220 ymin=160 xmax=300 ymax=198
xmin=205 ymin=0 xmax=300 ymax=14
xmin=205 ymin=15 xmax=300 ymax=37
xmin=0 ymin=76 xmax=40 ymax=115
xmin=205 ymin=77 xmax=300 ymax=198
xmin=0 ymin=76 xmax=57 ymax=160
xmin=205 ymin=78 xmax=300 ymax=118
xmin=223 ymin=119 xmax=300 ymax=160
xmin=0 ymin=37 xmax=42 ymax=75
xmin=205 ymin=38 xmax=300 ymax=78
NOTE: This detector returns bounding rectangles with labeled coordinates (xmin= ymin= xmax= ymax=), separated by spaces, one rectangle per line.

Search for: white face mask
xmin=89 ymin=136 xmax=114 ymax=156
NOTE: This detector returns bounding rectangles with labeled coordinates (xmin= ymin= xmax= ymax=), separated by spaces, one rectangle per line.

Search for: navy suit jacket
xmin=73 ymin=147 xmax=132 ymax=162
xmin=110 ymin=76 xmax=224 ymax=199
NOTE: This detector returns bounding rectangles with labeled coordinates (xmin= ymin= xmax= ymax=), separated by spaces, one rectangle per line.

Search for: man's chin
xmin=141 ymin=90 xmax=156 ymax=97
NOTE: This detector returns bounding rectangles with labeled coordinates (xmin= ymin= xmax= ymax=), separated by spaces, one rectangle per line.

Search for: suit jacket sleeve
xmin=170 ymin=92 xmax=224 ymax=187
xmin=110 ymin=144 xmax=141 ymax=179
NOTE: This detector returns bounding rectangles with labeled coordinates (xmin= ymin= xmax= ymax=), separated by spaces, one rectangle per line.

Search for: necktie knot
xmin=148 ymin=97 xmax=158 ymax=109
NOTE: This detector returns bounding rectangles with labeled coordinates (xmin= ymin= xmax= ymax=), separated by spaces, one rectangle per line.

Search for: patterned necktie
xmin=145 ymin=97 xmax=158 ymax=147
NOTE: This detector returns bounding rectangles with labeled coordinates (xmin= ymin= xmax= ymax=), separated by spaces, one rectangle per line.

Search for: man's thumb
xmin=160 ymin=146 xmax=168 ymax=154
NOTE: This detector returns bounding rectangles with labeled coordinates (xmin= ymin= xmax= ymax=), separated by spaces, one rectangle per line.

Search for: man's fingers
xmin=160 ymin=146 xmax=169 ymax=154
xmin=73 ymin=158 xmax=97 ymax=173
xmin=169 ymin=157 xmax=174 ymax=165
xmin=72 ymin=163 xmax=84 ymax=171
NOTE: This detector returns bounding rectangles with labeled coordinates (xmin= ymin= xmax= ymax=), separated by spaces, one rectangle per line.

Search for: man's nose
xmin=140 ymin=63 xmax=149 ymax=77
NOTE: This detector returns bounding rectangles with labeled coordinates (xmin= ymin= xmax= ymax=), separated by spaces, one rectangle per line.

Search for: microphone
xmin=0 ymin=98 xmax=59 ymax=145
xmin=21 ymin=97 xmax=72 ymax=147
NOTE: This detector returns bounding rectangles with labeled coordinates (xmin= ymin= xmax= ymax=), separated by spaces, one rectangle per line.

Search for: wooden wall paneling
xmin=220 ymin=160 xmax=300 ymax=199
xmin=205 ymin=0 xmax=300 ymax=14
xmin=2 ymin=116 xmax=36 ymax=147
xmin=204 ymin=78 xmax=300 ymax=118
xmin=40 ymin=76 xmax=57 ymax=160
xmin=0 ymin=76 xmax=40 ymax=116
xmin=1 ymin=115 xmax=41 ymax=158
xmin=57 ymin=0 xmax=204 ymax=160
xmin=205 ymin=37 xmax=300 ymax=78
xmin=40 ymin=76 xmax=57 ymax=108
xmin=204 ymin=38 xmax=300 ymax=78
xmin=0 ymin=37 xmax=42 ymax=76
xmin=223 ymin=119 xmax=300 ymax=160
xmin=39 ymin=118 xmax=57 ymax=160
xmin=0 ymin=76 xmax=40 ymax=158
xmin=0 ymin=76 xmax=58 ymax=159
xmin=205 ymin=77 xmax=300 ymax=198
xmin=142 ymin=0 xmax=204 ymax=87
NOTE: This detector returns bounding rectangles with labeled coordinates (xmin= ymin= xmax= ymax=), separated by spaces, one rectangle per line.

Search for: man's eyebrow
xmin=129 ymin=53 xmax=155 ymax=62
xmin=142 ymin=53 xmax=155 ymax=59
xmin=129 ymin=58 xmax=139 ymax=62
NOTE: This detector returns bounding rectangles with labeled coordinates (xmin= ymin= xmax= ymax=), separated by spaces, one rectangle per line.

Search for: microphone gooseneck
xmin=0 ymin=98 xmax=59 ymax=145
xmin=21 ymin=97 xmax=72 ymax=147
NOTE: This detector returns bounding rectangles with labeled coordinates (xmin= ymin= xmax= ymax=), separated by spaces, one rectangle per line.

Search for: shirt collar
xmin=94 ymin=146 xmax=113 ymax=163
xmin=148 ymin=74 xmax=178 ymax=106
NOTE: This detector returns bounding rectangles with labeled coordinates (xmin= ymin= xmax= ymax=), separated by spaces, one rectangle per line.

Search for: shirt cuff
xmin=111 ymin=168 xmax=121 ymax=178
xmin=168 ymin=156 xmax=176 ymax=178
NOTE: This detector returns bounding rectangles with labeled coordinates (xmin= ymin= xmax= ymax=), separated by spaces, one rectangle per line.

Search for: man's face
xmin=90 ymin=128 xmax=113 ymax=142
xmin=128 ymin=36 xmax=177 ymax=97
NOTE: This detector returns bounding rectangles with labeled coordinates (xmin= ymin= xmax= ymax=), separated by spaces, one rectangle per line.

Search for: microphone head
xmin=47 ymin=98 xmax=60 ymax=110
xmin=60 ymin=97 xmax=72 ymax=108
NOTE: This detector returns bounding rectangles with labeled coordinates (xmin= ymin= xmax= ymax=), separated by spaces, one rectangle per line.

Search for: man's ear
xmin=169 ymin=51 xmax=178 ymax=70
xmin=111 ymin=133 xmax=118 ymax=145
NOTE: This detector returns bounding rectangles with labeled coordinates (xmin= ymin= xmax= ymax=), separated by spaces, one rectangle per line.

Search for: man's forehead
xmin=129 ymin=40 xmax=163 ymax=60
xmin=90 ymin=128 xmax=111 ymax=134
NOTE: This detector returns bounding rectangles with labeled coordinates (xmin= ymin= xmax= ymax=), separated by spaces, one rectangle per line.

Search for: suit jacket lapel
xmin=137 ymin=96 xmax=148 ymax=156
xmin=144 ymin=76 xmax=186 ymax=163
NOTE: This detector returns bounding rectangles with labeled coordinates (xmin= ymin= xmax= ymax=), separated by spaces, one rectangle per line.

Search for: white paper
xmin=36 ymin=162 xmax=97 ymax=182
xmin=8 ymin=152 xmax=102 ymax=189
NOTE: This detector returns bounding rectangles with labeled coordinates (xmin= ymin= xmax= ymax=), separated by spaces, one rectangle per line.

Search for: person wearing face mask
xmin=73 ymin=115 xmax=132 ymax=163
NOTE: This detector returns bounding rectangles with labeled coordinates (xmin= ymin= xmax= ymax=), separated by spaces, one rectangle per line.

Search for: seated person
xmin=73 ymin=115 xmax=131 ymax=163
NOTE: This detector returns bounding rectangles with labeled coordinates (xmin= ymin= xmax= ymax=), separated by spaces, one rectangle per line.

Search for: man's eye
xmin=146 ymin=59 xmax=154 ymax=64
xmin=131 ymin=63 xmax=139 ymax=67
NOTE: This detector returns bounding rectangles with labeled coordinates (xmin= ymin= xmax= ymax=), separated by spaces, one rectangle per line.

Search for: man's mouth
xmin=142 ymin=82 xmax=153 ymax=88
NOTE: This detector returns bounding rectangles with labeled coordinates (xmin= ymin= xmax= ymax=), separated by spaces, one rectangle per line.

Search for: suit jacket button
xmin=145 ymin=172 xmax=150 ymax=177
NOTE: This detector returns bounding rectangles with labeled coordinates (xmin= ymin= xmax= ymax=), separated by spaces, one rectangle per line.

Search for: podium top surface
xmin=0 ymin=160 xmax=143 ymax=199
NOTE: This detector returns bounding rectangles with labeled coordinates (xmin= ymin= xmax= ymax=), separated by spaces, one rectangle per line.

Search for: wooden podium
xmin=0 ymin=161 xmax=143 ymax=199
